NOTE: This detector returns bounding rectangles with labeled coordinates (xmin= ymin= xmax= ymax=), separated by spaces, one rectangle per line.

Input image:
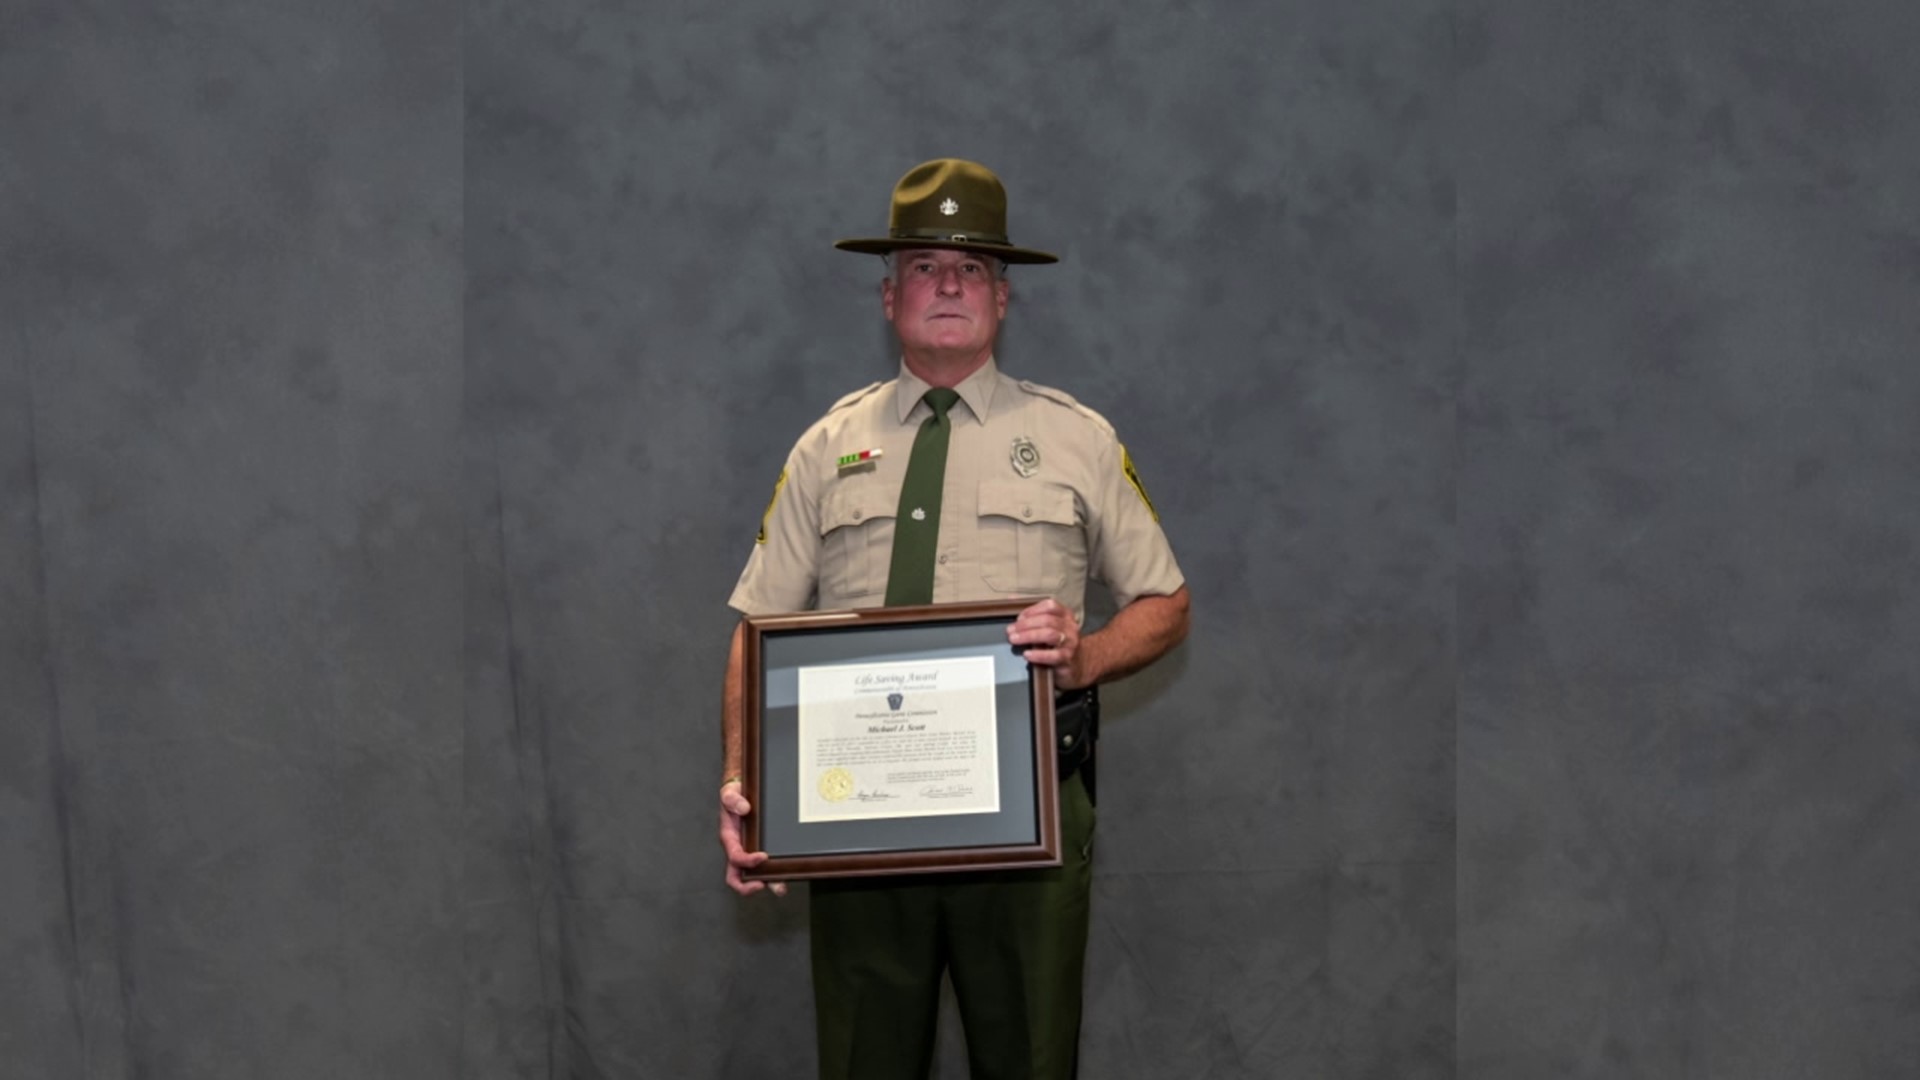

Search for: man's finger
xmin=1017 ymin=623 xmax=1071 ymax=651
xmin=722 ymin=832 xmax=769 ymax=866
xmin=726 ymin=867 xmax=765 ymax=896
xmin=725 ymin=859 xmax=787 ymax=897
xmin=719 ymin=813 xmax=769 ymax=865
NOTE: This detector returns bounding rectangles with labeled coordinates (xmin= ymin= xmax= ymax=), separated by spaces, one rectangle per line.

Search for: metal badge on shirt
xmin=1010 ymin=436 xmax=1040 ymax=478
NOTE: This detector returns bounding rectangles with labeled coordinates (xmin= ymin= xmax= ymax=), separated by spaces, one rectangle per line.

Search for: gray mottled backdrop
xmin=3 ymin=1 xmax=1914 ymax=1079
xmin=1457 ymin=3 xmax=1920 ymax=1076
xmin=5 ymin=2 xmax=463 ymax=1078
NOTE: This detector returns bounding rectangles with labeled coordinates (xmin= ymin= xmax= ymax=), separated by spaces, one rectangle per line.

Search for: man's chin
xmin=919 ymin=334 xmax=982 ymax=352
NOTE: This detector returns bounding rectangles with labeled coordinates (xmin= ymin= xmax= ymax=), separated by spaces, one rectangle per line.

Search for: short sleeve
xmin=727 ymin=443 xmax=822 ymax=616
xmin=1086 ymin=434 xmax=1185 ymax=609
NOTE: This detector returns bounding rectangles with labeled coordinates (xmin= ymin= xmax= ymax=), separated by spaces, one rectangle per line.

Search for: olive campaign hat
xmin=835 ymin=158 xmax=1059 ymax=265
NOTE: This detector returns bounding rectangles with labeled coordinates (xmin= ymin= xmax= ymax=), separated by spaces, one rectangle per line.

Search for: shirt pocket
xmin=819 ymin=482 xmax=898 ymax=605
xmin=977 ymin=480 xmax=1083 ymax=597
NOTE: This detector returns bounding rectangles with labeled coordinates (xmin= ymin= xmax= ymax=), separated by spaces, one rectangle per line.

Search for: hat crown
xmin=888 ymin=159 xmax=1010 ymax=245
xmin=834 ymin=157 xmax=1059 ymax=264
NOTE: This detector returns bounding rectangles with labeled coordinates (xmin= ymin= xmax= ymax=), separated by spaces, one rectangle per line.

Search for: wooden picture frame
xmin=740 ymin=600 xmax=1059 ymax=882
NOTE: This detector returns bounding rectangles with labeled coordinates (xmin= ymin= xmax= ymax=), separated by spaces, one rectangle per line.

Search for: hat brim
xmin=834 ymin=236 xmax=1059 ymax=265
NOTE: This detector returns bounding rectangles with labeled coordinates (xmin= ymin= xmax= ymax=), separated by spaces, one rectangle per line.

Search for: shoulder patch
xmin=755 ymin=468 xmax=788 ymax=544
xmin=827 ymin=381 xmax=886 ymax=414
xmin=1120 ymin=445 xmax=1160 ymax=522
xmin=1015 ymin=379 xmax=1116 ymax=438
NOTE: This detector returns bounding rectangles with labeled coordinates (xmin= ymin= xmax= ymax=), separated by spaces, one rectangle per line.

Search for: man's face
xmin=882 ymin=248 xmax=1010 ymax=364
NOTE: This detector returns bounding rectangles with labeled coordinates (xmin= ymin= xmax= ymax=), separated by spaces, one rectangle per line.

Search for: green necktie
xmin=884 ymin=387 xmax=961 ymax=606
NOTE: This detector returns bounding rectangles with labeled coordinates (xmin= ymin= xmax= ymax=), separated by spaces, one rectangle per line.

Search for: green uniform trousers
xmin=809 ymin=770 xmax=1097 ymax=1080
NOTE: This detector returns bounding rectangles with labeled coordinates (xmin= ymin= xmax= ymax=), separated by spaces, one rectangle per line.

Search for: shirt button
xmin=938 ymin=554 xmax=948 ymax=565
xmin=852 ymin=509 xmax=863 ymax=521
xmin=1022 ymin=506 xmax=1032 ymax=518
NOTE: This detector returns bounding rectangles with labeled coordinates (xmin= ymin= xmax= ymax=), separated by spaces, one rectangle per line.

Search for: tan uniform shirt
xmin=729 ymin=358 xmax=1184 ymax=624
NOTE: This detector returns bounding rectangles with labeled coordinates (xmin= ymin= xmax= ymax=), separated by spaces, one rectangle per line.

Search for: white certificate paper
xmin=795 ymin=655 xmax=1000 ymax=823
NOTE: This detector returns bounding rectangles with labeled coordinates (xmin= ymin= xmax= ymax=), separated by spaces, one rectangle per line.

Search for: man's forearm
xmin=1077 ymin=585 xmax=1190 ymax=686
xmin=722 ymin=621 xmax=745 ymax=781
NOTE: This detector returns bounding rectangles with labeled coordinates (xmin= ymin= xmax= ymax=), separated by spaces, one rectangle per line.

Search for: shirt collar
xmin=895 ymin=357 xmax=1001 ymax=425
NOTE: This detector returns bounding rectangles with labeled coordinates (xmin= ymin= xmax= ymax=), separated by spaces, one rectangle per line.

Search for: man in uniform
xmin=717 ymin=158 xmax=1191 ymax=1080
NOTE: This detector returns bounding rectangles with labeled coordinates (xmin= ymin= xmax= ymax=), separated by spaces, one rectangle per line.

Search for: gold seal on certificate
xmin=819 ymin=767 xmax=854 ymax=802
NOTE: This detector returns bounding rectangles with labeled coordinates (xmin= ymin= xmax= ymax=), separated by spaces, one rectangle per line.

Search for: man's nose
xmin=935 ymin=265 xmax=965 ymax=293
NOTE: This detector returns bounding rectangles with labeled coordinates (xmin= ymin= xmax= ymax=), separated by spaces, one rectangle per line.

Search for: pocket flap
xmin=820 ymin=484 xmax=898 ymax=535
xmin=977 ymin=480 xmax=1077 ymax=527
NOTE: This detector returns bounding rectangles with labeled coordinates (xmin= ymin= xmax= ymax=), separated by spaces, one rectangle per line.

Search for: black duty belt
xmin=1054 ymin=685 xmax=1099 ymax=805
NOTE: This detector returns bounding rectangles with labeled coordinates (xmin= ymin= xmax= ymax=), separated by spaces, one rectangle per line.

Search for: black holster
xmin=1054 ymin=685 xmax=1099 ymax=805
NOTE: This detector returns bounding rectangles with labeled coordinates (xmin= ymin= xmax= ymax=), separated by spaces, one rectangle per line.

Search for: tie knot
xmin=923 ymin=387 xmax=960 ymax=420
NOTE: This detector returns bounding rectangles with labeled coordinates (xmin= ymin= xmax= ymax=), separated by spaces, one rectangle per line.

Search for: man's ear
xmin=881 ymin=276 xmax=896 ymax=320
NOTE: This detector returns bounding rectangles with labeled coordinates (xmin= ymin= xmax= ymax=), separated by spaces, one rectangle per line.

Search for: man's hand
xmin=1008 ymin=597 xmax=1089 ymax=689
xmin=1007 ymin=587 xmax=1191 ymax=692
xmin=719 ymin=780 xmax=787 ymax=897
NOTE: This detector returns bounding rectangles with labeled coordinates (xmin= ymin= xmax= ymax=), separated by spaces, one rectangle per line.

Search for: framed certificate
xmin=740 ymin=600 xmax=1060 ymax=882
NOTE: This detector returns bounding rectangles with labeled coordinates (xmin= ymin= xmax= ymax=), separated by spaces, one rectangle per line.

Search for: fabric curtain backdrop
xmin=4 ymin=1 xmax=1916 ymax=1077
